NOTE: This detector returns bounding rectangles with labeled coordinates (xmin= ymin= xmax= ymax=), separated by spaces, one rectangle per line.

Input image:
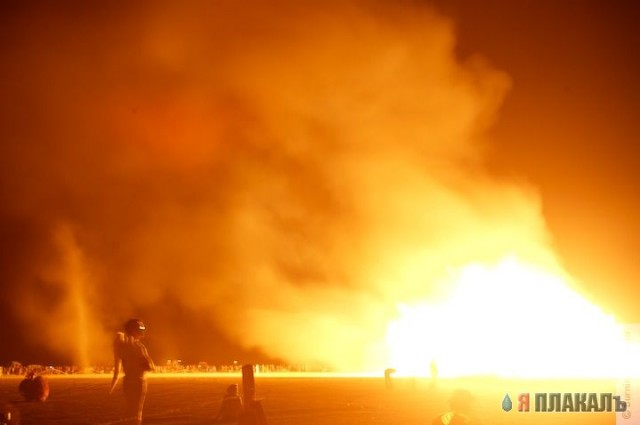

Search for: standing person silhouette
xmin=110 ymin=319 xmax=155 ymax=425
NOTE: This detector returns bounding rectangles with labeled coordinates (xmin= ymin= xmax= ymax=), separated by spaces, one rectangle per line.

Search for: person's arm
xmin=110 ymin=360 xmax=120 ymax=393
xmin=110 ymin=332 xmax=124 ymax=393
xmin=140 ymin=343 xmax=155 ymax=372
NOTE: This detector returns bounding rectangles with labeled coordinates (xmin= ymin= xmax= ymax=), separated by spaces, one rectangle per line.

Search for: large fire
xmin=385 ymin=256 xmax=640 ymax=378
xmin=2 ymin=1 xmax=637 ymax=376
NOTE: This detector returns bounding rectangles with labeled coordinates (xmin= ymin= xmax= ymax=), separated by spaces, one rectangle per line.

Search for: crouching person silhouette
xmin=110 ymin=319 xmax=155 ymax=425
xmin=214 ymin=384 xmax=243 ymax=423
xmin=18 ymin=371 xmax=49 ymax=402
xmin=432 ymin=389 xmax=475 ymax=425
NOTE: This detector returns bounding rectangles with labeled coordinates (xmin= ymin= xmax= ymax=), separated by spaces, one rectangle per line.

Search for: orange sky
xmin=0 ymin=0 xmax=638 ymax=367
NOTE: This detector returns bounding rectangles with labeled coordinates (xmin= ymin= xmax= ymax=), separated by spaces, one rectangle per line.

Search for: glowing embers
xmin=385 ymin=256 xmax=634 ymax=378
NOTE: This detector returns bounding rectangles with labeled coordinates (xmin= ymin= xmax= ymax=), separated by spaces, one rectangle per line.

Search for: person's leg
xmin=137 ymin=378 xmax=148 ymax=423
xmin=123 ymin=377 xmax=146 ymax=424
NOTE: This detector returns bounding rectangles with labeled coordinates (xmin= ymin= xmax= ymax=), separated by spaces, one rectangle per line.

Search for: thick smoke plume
xmin=0 ymin=1 xmax=553 ymax=369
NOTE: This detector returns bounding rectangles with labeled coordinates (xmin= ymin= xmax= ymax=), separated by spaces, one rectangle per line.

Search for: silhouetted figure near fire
xmin=430 ymin=360 xmax=439 ymax=388
xmin=384 ymin=368 xmax=396 ymax=390
xmin=110 ymin=318 xmax=155 ymax=425
xmin=432 ymin=389 xmax=475 ymax=425
xmin=18 ymin=371 xmax=49 ymax=402
xmin=213 ymin=384 xmax=243 ymax=423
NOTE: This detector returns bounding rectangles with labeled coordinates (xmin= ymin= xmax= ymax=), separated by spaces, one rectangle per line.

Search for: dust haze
xmin=0 ymin=0 xmax=556 ymax=369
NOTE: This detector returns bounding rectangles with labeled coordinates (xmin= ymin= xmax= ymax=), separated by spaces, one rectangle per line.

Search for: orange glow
xmin=1 ymin=0 xmax=638 ymax=373
xmin=385 ymin=256 xmax=640 ymax=378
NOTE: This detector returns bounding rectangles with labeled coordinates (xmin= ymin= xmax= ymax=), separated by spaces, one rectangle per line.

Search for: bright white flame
xmin=385 ymin=256 xmax=640 ymax=378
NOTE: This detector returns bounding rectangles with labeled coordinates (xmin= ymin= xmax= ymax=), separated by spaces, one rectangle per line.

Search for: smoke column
xmin=0 ymin=0 xmax=560 ymax=369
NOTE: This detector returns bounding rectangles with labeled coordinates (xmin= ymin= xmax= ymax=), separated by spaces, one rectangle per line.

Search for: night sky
xmin=443 ymin=0 xmax=640 ymax=326
xmin=1 ymin=0 xmax=639 ymax=368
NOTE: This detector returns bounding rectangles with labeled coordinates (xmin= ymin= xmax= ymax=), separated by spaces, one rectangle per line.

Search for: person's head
xmin=225 ymin=384 xmax=239 ymax=397
xmin=124 ymin=318 xmax=146 ymax=338
xmin=449 ymin=389 xmax=474 ymax=413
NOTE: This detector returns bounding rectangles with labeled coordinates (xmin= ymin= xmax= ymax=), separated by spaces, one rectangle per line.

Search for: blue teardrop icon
xmin=502 ymin=393 xmax=513 ymax=412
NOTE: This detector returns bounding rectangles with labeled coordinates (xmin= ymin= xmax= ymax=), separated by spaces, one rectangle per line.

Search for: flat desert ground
xmin=0 ymin=374 xmax=626 ymax=424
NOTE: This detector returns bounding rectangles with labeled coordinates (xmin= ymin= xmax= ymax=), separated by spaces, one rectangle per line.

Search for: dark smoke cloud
xmin=0 ymin=0 xmax=550 ymax=369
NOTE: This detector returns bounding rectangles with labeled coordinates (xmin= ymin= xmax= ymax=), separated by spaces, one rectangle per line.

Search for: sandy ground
xmin=0 ymin=374 xmax=620 ymax=424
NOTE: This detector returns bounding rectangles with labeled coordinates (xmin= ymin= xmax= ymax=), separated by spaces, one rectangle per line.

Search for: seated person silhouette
xmin=18 ymin=372 xmax=49 ymax=402
xmin=214 ymin=384 xmax=243 ymax=423
xmin=432 ymin=388 xmax=475 ymax=425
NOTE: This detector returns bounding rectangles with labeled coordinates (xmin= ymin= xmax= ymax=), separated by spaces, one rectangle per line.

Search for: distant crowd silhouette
xmin=2 ymin=361 xmax=316 ymax=377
